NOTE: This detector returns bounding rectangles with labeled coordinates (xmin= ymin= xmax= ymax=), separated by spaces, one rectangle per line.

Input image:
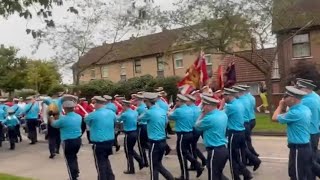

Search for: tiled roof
xmin=272 ymin=0 xmax=320 ymax=33
xmin=76 ymin=29 xmax=180 ymax=68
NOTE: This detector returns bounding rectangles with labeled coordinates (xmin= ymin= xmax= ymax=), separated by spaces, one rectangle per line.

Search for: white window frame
xmin=120 ymin=63 xmax=126 ymax=75
xmin=292 ymin=33 xmax=311 ymax=58
xmin=157 ymin=56 xmax=165 ymax=71
xmin=101 ymin=65 xmax=109 ymax=78
xmin=174 ymin=53 xmax=183 ymax=69
xmin=90 ymin=68 xmax=95 ymax=79
xmin=204 ymin=54 xmax=212 ymax=65
xmin=134 ymin=59 xmax=142 ymax=73
xmin=272 ymin=55 xmax=280 ymax=79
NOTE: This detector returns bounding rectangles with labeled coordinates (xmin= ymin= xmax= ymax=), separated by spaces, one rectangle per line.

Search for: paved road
xmin=0 ymin=133 xmax=298 ymax=180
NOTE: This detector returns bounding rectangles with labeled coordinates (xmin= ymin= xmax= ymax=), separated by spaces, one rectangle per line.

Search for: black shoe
xmin=253 ymin=160 xmax=261 ymax=171
xmin=166 ymin=136 xmax=171 ymax=139
xmin=174 ymin=177 xmax=185 ymax=180
xmin=29 ymin=142 xmax=36 ymax=145
xmin=116 ymin=145 xmax=120 ymax=152
xmin=49 ymin=154 xmax=55 ymax=159
xmin=139 ymin=162 xmax=144 ymax=170
xmin=201 ymin=160 xmax=206 ymax=167
xmin=165 ymin=148 xmax=171 ymax=156
xmin=123 ymin=171 xmax=135 ymax=174
xmin=144 ymin=163 xmax=149 ymax=168
xmin=56 ymin=151 xmax=60 ymax=154
xmin=196 ymin=166 xmax=204 ymax=178
xmin=187 ymin=165 xmax=196 ymax=171
xmin=19 ymin=138 xmax=22 ymax=142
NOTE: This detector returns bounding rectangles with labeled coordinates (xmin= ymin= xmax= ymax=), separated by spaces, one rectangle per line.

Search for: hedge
xmin=73 ymin=75 xmax=181 ymax=101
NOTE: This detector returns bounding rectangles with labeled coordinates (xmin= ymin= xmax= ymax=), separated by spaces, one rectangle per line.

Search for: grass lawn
xmin=254 ymin=113 xmax=286 ymax=133
xmin=169 ymin=113 xmax=286 ymax=133
xmin=0 ymin=174 xmax=34 ymax=180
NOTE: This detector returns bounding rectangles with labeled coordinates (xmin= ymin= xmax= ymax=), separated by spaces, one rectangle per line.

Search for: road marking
xmin=259 ymin=156 xmax=288 ymax=160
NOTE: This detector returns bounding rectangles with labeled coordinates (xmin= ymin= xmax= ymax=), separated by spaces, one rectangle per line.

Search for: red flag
xmin=225 ymin=62 xmax=236 ymax=88
xmin=216 ymin=65 xmax=224 ymax=89
xmin=177 ymin=53 xmax=209 ymax=94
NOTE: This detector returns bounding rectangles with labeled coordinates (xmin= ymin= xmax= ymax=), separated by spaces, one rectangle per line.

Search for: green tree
xmin=0 ymin=45 xmax=28 ymax=94
xmin=25 ymin=60 xmax=61 ymax=94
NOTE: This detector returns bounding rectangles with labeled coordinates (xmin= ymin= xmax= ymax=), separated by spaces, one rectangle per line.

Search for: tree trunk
xmin=265 ymin=71 xmax=274 ymax=118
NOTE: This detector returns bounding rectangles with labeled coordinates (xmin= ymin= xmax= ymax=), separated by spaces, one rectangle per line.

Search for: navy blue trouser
xmin=63 ymin=137 xmax=81 ymax=180
xmin=207 ymin=145 xmax=229 ymax=180
xmin=92 ymin=140 xmax=115 ymax=180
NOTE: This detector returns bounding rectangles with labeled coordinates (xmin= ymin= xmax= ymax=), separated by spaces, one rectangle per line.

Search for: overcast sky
xmin=0 ymin=0 xmax=176 ymax=84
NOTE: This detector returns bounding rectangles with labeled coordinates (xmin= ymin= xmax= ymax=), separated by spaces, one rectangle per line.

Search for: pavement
xmin=0 ymin=132 xmax=309 ymax=180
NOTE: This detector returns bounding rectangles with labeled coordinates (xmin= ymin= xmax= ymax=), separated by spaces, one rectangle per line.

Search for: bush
xmin=14 ymin=89 xmax=37 ymax=99
xmin=75 ymin=75 xmax=181 ymax=100
xmin=47 ymin=84 xmax=65 ymax=96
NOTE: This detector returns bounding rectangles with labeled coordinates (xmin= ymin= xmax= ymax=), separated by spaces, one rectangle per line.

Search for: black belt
xmin=149 ymin=139 xmax=166 ymax=143
xmin=228 ymin=129 xmax=245 ymax=133
xmin=124 ymin=130 xmax=137 ymax=134
xmin=288 ymin=143 xmax=310 ymax=148
xmin=206 ymin=145 xmax=226 ymax=150
xmin=176 ymin=131 xmax=193 ymax=135
xmin=91 ymin=140 xmax=114 ymax=145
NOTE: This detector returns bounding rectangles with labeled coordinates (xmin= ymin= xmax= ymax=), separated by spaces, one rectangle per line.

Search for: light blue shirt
xmin=224 ymin=99 xmax=245 ymax=131
xmin=11 ymin=104 xmax=23 ymax=117
xmin=23 ymin=102 xmax=40 ymax=120
xmin=156 ymin=99 xmax=169 ymax=112
xmin=52 ymin=112 xmax=82 ymax=141
xmin=85 ymin=108 xmax=116 ymax=142
xmin=169 ymin=104 xmax=194 ymax=132
xmin=301 ymin=92 xmax=320 ymax=134
xmin=137 ymin=102 xmax=148 ymax=125
xmin=195 ymin=109 xmax=228 ymax=147
xmin=117 ymin=108 xmax=138 ymax=132
xmin=238 ymin=95 xmax=251 ymax=123
xmin=277 ymin=103 xmax=311 ymax=144
xmin=0 ymin=104 xmax=9 ymax=114
xmin=0 ymin=109 xmax=5 ymax=122
xmin=247 ymin=93 xmax=256 ymax=120
xmin=104 ymin=102 xmax=117 ymax=113
xmin=188 ymin=104 xmax=201 ymax=126
xmin=3 ymin=115 xmax=20 ymax=129
xmin=142 ymin=105 xmax=167 ymax=141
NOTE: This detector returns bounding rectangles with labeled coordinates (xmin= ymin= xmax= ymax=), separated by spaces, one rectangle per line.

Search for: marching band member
xmin=117 ymin=100 xmax=144 ymax=174
xmin=12 ymin=98 xmax=23 ymax=142
xmin=114 ymin=95 xmax=123 ymax=115
xmin=155 ymin=93 xmax=172 ymax=155
xmin=295 ymin=80 xmax=320 ymax=178
xmin=168 ymin=94 xmax=204 ymax=180
xmin=195 ymin=95 xmax=229 ymax=180
xmin=238 ymin=85 xmax=259 ymax=156
xmin=185 ymin=94 xmax=206 ymax=169
xmin=49 ymin=95 xmax=82 ymax=180
xmin=43 ymin=97 xmax=61 ymax=159
xmin=85 ymin=96 xmax=117 ymax=180
xmin=272 ymin=86 xmax=313 ymax=180
xmin=21 ymin=96 xmax=40 ymax=145
xmin=74 ymin=98 xmax=89 ymax=139
xmin=223 ymin=88 xmax=255 ymax=180
xmin=104 ymin=95 xmax=121 ymax=152
xmin=134 ymin=94 xmax=149 ymax=168
xmin=2 ymin=108 xmax=20 ymax=150
xmin=0 ymin=102 xmax=6 ymax=147
xmin=233 ymin=86 xmax=261 ymax=167
xmin=141 ymin=92 xmax=174 ymax=180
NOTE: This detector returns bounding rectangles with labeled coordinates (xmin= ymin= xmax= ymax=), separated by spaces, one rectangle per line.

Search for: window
xmin=292 ymin=34 xmax=311 ymax=58
xmin=174 ymin=53 xmax=183 ymax=68
xmin=205 ymin=54 xmax=213 ymax=77
xmin=134 ymin=59 xmax=142 ymax=73
xmin=120 ymin=63 xmax=126 ymax=75
xmin=102 ymin=65 xmax=108 ymax=78
xmin=120 ymin=75 xmax=127 ymax=81
xmin=272 ymin=55 xmax=280 ymax=79
xmin=248 ymin=83 xmax=260 ymax=96
xmin=90 ymin=68 xmax=95 ymax=79
xmin=157 ymin=57 xmax=164 ymax=71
